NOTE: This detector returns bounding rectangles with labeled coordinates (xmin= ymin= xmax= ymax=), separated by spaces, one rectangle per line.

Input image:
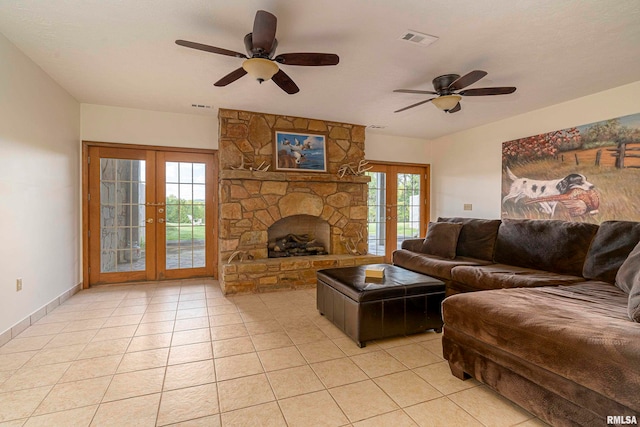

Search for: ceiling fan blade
xmin=448 ymin=70 xmax=487 ymax=91
xmin=447 ymin=102 xmax=462 ymax=113
xmin=274 ymin=53 xmax=339 ymax=66
xmin=393 ymin=89 xmax=438 ymax=95
xmin=272 ymin=69 xmax=300 ymax=94
xmin=175 ymin=40 xmax=247 ymax=58
xmin=252 ymin=10 xmax=277 ymax=53
xmin=459 ymin=87 xmax=517 ymax=96
xmin=394 ymin=98 xmax=435 ymax=113
xmin=214 ymin=67 xmax=248 ymax=86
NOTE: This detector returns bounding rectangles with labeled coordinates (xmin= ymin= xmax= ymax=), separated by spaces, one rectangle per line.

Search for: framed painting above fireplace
xmin=274 ymin=130 xmax=327 ymax=172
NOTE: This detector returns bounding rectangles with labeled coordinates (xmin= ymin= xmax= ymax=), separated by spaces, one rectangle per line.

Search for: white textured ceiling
xmin=1 ymin=0 xmax=639 ymax=139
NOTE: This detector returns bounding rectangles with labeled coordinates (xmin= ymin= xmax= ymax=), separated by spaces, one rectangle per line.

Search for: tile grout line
xmin=89 ymin=286 xmax=148 ymax=426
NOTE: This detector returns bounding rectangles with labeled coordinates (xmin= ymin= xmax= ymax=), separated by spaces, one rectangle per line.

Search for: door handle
xmin=158 ymin=218 xmax=165 ymax=223
xmin=146 ymin=218 xmax=154 ymax=223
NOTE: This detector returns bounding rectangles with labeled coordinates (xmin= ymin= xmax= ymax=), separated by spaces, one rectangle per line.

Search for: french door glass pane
xmin=397 ymin=173 xmax=421 ymax=247
xmin=100 ymin=158 xmax=146 ymax=273
xmin=166 ymin=161 xmax=206 ymax=270
xmin=366 ymin=171 xmax=386 ymax=256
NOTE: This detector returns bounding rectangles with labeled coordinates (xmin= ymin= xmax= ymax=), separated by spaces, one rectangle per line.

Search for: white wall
xmin=81 ymin=104 xmax=218 ymax=149
xmin=365 ymin=132 xmax=430 ymax=164
xmin=0 ymin=33 xmax=80 ymax=336
xmin=429 ymin=81 xmax=640 ymax=219
xmin=81 ymin=106 xmax=429 ymax=159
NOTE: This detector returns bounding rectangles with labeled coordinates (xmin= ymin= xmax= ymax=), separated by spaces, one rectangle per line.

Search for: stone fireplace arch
xmin=277 ymin=193 xmax=324 ymax=218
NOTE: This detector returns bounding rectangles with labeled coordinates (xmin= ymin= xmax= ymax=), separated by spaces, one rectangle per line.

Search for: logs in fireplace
xmin=268 ymin=234 xmax=327 ymax=258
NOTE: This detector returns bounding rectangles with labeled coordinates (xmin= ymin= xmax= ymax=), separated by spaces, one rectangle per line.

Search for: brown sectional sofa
xmin=395 ymin=217 xmax=609 ymax=295
xmin=393 ymin=217 xmax=640 ymax=426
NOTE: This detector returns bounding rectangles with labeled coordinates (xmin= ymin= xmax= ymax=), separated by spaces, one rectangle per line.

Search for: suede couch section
xmin=393 ymin=249 xmax=492 ymax=280
xmin=442 ymin=333 xmax=612 ymax=425
xmin=583 ymin=220 xmax=640 ymax=284
xmin=437 ymin=217 xmax=501 ymax=261
xmin=451 ymin=263 xmax=586 ymax=290
xmin=615 ymin=240 xmax=640 ymax=322
xmin=494 ymin=219 xmax=598 ymax=276
xmin=442 ymin=282 xmax=640 ymax=414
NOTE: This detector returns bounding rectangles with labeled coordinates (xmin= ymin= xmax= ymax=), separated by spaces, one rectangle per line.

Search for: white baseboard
xmin=0 ymin=282 xmax=83 ymax=348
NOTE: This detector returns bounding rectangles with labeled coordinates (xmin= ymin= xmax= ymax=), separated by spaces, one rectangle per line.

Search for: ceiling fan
xmin=175 ymin=10 xmax=339 ymax=94
xmin=394 ymin=70 xmax=516 ymax=113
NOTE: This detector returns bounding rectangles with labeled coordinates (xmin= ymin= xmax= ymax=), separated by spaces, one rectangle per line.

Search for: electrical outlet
xmin=16 ymin=278 xmax=23 ymax=292
xmin=464 ymin=203 xmax=473 ymax=211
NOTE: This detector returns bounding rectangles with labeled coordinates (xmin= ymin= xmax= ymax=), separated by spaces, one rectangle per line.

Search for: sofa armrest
xmin=401 ymin=238 xmax=424 ymax=252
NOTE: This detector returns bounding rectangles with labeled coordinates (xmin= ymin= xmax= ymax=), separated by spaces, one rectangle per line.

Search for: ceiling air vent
xmin=399 ymin=30 xmax=438 ymax=47
xmin=191 ymin=104 xmax=212 ymax=109
xmin=367 ymin=125 xmax=387 ymax=129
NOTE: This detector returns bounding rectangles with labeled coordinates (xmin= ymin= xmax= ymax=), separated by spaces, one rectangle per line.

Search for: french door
xmin=366 ymin=163 xmax=430 ymax=262
xmin=86 ymin=145 xmax=217 ymax=285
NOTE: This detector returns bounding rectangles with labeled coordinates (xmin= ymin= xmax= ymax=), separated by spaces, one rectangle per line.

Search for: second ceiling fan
xmin=394 ymin=70 xmax=516 ymax=113
xmin=176 ymin=10 xmax=339 ymax=94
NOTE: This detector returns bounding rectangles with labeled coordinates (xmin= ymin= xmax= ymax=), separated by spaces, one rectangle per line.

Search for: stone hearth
xmin=218 ymin=109 xmax=384 ymax=294
xmin=221 ymin=254 xmax=384 ymax=293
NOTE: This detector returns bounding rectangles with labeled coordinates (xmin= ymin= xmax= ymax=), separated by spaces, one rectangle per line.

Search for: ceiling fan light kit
xmin=175 ymin=10 xmax=339 ymax=94
xmin=394 ymin=70 xmax=516 ymax=114
xmin=242 ymin=58 xmax=279 ymax=83
xmin=431 ymin=95 xmax=461 ymax=111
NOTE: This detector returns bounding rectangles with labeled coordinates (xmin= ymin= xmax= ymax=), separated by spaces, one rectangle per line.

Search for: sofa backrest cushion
xmin=583 ymin=220 xmax=640 ymax=283
xmin=421 ymin=222 xmax=463 ymax=259
xmin=494 ymin=219 xmax=598 ymax=276
xmin=615 ymin=240 xmax=640 ymax=322
xmin=437 ymin=217 xmax=501 ymax=261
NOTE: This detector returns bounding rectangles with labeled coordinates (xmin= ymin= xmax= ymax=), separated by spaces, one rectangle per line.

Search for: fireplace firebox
xmin=268 ymin=215 xmax=330 ymax=258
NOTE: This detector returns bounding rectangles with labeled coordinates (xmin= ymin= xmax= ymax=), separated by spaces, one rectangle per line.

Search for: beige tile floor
xmin=0 ymin=279 xmax=551 ymax=426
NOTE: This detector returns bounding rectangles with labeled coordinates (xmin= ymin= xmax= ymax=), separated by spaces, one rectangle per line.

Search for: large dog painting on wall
xmin=501 ymin=113 xmax=640 ymax=223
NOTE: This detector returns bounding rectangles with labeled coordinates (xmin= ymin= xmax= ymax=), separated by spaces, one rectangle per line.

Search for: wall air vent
xmin=399 ymin=30 xmax=439 ymax=47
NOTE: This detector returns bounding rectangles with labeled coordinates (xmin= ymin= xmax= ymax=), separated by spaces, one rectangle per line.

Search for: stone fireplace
xmin=218 ymin=109 xmax=384 ymax=294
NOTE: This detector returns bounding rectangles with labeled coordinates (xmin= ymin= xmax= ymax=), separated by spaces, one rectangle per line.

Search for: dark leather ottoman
xmin=317 ymin=264 xmax=445 ymax=347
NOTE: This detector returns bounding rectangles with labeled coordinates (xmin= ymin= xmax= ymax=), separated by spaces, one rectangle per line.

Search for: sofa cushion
xmin=421 ymin=222 xmax=462 ymax=259
xmin=442 ymin=282 xmax=640 ymax=413
xmin=615 ymin=240 xmax=640 ymax=322
xmin=494 ymin=219 xmax=598 ymax=276
xmin=438 ymin=217 xmax=501 ymax=261
xmin=400 ymin=238 xmax=424 ymax=252
xmin=393 ymin=249 xmax=493 ymax=280
xmin=451 ymin=263 xmax=586 ymax=291
xmin=583 ymin=220 xmax=640 ymax=284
